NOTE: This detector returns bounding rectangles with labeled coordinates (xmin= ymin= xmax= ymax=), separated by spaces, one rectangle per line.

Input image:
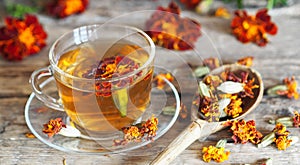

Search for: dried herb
xmin=267 ymin=76 xmax=299 ymax=99
xmin=0 ymin=14 xmax=47 ymax=61
xmin=153 ymin=72 xmax=174 ymax=89
xmin=236 ymin=56 xmax=254 ymax=67
xmin=42 ymin=118 xmax=66 ymax=138
xmin=224 ymin=119 xmax=263 ymax=144
xmin=231 ymin=9 xmax=278 ymax=46
xmin=215 ymin=7 xmax=231 ymax=19
xmin=46 ymin=0 xmax=89 ymax=18
xmin=202 ymin=139 xmax=230 ymax=163
xmin=145 ymin=2 xmax=201 ymax=50
xmin=113 ymin=115 xmax=159 ymax=146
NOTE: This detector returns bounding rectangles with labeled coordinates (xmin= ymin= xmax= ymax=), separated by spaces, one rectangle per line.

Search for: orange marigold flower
xmin=180 ymin=0 xmax=201 ymax=9
xmin=42 ymin=118 xmax=66 ymax=138
xmin=0 ymin=14 xmax=47 ymax=61
xmin=224 ymin=95 xmax=243 ymax=118
xmin=293 ymin=111 xmax=300 ymax=127
xmin=141 ymin=115 xmax=159 ymax=140
xmin=46 ymin=0 xmax=89 ymax=18
xmin=277 ymin=76 xmax=299 ymax=100
xmin=237 ymin=56 xmax=254 ymax=67
xmin=202 ymin=145 xmax=230 ymax=163
xmin=215 ymin=7 xmax=231 ymax=19
xmin=225 ymin=119 xmax=263 ymax=144
xmin=153 ymin=73 xmax=174 ymax=89
xmin=272 ymin=123 xmax=293 ymax=150
xmin=123 ymin=126 xmax=143 ymax=141
xmin=231 ymin=9 xmax=278 ymax=46
xmin=145 ymin=2 xmax=201 ymax=50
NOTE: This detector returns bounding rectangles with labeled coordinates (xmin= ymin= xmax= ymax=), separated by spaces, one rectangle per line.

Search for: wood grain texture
xmin=1 ymin=1 xmax=300 ymax=165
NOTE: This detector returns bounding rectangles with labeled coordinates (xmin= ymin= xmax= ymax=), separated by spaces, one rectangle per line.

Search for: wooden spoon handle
xmin=150 ymin=121 xmax=203 ymax=165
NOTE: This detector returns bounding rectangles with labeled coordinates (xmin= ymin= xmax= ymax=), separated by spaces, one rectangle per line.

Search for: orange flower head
xmin=47 ymin=0 xmax=89 ymax=18
xmin=231 ymin=9 xmax=278 ymax=46
xmin=274 ymin=135 xmax=292 ymax=150
xmin=215 ymin=7 xmax=231 ymax=19
xmin=0 ymin=14 xmax=47 ymax=61
xmin=141 ymin=115 xmax=159 ymax=140
xmin=237 ymin=56 xmax=254 ymax=67
xmin=145 ymin=2 xmax=201 ymax=50
xmin=42 ymin=118 xmax=66 ymax=138
xmin=202 ymin=145 xmax=230 ymax=163
xmin=226 ymin=119 xmax=263 ymax=144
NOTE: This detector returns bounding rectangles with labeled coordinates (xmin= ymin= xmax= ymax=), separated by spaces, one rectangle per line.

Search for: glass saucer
xmin=25 ymin=76 xmax=180 ymax=154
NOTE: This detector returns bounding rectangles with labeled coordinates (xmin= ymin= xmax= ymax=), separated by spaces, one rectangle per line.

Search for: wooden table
xmin=1 ymin=1 xmax=300 ymax=164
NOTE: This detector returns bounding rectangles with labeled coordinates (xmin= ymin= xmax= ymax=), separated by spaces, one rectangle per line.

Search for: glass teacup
xmin=30 ymin=24 xmax=155 ymax=137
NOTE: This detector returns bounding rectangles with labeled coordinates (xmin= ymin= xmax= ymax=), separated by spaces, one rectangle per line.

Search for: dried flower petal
xmin=42 ymin=118 xmax=66 ymax=138
xmin=224 ymin=95 xmax=243 ymax=118
xmin=225 ymin=119 xmax=263 ymax=144
xmin=215 ymin=7 xmax=231 ymax=19
xmin=114 ymin=115 xmax=159 ymax=146
xmin=231 ymin=9 xmax=278 ymax=46
xmin=293 ymin=111 xmax=300 ymax=127
xmin=145 ymin=2 xmax=201 ymax=50
xmin=0 ymin=14 xmax=47 ymax=61
xmin=25 ymin=132 xmax=36 ymax=138
xmin=274 ymin=135 xmax=292 ymax=150
xmin=277 ymin=76 xmax=299 ymax=100
xmin=46 ymin=0 xmax=89 ymax=18
xmin=237 ymin=56 xmax=254 ymax=67
xmin=202 ymin=140 xmax=230 ymax=163
xmin=153 ymin=72 xmax=174 ymax=89
xmin=203 ymin=57 xmax=220 ymax=70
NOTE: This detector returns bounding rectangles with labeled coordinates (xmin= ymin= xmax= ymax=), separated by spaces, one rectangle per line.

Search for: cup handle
xmin=30 ymin=66 xmax=64 ymax=111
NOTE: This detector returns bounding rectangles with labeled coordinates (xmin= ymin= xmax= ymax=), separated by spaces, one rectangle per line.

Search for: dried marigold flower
xmin=276 ymin=76 xmax=299 ymax=100
xmin=197 ymin=96 xmax=220 ymax=122
xmin=141 ymin=115 xmax=159 ymax=140
xmin=42 ymin=118 xmax=66 ymax=138
xmin=46 ymin=0 xmax=89 ymax=18
xmin=225 ymin=119 xmax=263 ymax=144
xmin=224 ymin=95 xmax=243 ymax=118
xmin=180 ymin=0 xmax=201 ymax=9
xmin=215 ymin=7 xmax=231 ymax=19
xmin=145 ymin=2 xmax=201 ymax=50
xmin=202 ymin=145 xmax=230 ymax=163
xmin=114 ymin=115 xmax=159 ymax=145
xmin=231 ymin=9 xmax=278 ymax=46
xmin=274 ymin=135 xmax=292 ymax=150
xmin=293 ymin=111 xmax=300 ymax=127
xmin=273 ymin=123 xmax=290 ymax=137
xmin=153 ymin=72 xmax=174 ymax=89
xmin=0 ymin=14 xmax=47 ymax=61
xmin=237 ymin=56 xmax=254 ymax=67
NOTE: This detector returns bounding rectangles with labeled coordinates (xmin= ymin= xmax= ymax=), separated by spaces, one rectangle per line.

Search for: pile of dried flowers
xmin=145 ymin=2 xmax=201 ymax=50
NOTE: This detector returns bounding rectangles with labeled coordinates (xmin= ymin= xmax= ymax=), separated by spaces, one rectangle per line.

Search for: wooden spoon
xmin=150 ymin=64 xmax=264 ymax=165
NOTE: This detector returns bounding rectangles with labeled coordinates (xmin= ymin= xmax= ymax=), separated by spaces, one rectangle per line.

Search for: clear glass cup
xmin=30 ymin=24 xmax=155 ymax=138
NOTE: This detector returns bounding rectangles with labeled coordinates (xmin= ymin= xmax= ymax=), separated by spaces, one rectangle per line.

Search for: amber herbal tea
xmin=55 ymin=39 xmax=153 ymax=134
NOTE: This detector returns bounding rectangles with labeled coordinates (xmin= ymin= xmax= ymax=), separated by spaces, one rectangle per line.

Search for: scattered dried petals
xmin=202 ymin=140 xmax=230 ymax=163
xmin=42 ymin=118 xmax=66 ymax=138
xmin=277 ymin=76 xmax=299 ymax=100
xmin=293 ymin=111 xmax=300 ymax=127
xmin=203 ymin=57 xmax=220 ymax=70
xmin=231 ymin=9 xmax=278 ymax=46
xmin=0 ymin=14 xmax=47 ymax=61
xmin=145 ymin=2 xmax=201 ymax=50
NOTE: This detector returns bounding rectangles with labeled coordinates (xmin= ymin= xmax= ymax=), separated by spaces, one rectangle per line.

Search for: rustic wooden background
xmin=1 ymin=0 xmax=300 ymax=164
